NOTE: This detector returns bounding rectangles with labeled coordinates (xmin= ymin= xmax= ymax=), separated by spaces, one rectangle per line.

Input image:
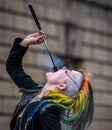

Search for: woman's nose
xmin=63 ymin=67 xmax=67 ymax=70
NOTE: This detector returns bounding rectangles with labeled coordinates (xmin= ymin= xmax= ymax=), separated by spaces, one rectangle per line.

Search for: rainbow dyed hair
xmin=47 ymin=73 xmax=94 ymax=130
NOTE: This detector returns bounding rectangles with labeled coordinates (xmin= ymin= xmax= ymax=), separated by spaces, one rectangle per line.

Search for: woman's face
xmin=45 ymin=67 xmax=83 ymax=96
xmin=46 ymin=67 xmax=82 ymax=85
xmin=46 ymin=68 xmax=67 ymax=84
xmin=46 ymin=67 xmax=83 ymax=89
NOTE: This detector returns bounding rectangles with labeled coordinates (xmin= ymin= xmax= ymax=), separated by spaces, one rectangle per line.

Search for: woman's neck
xmin=33 ymin=83 xmax=58 ymax=101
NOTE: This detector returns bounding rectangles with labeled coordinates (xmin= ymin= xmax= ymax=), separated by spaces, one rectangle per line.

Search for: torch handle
xmin=29 ymin=4 xmax=42 ymax=31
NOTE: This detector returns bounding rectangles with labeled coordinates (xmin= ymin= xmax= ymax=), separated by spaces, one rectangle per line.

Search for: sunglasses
xmin=63 ymin=67 xmax=80 ymax=89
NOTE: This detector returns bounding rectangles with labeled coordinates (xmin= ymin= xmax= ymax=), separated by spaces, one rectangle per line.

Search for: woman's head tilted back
xmin=46 ymin=67 xmax=94 ymax=130
xmin=45 ymin=67 xmax=83 ymax=96
xmin=61 ymin=68 xmax=83 ymax=97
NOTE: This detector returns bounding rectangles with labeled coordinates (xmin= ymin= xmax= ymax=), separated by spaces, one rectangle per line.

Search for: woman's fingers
xmin=21 ymin=31 xmax=46 ymax=47
xmin=30 ymin=34 xmax=46 ymax=44
xmin=27 ymin=31 xmax=45 ymax=38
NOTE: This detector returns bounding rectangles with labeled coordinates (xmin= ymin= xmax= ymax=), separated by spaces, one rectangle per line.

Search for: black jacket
xmin=6 ymin=38 xmax=61 ymax=130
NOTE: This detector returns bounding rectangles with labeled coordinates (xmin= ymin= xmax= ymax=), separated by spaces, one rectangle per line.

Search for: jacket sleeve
xmin=6 ymin=38 xmax=42 ymax=90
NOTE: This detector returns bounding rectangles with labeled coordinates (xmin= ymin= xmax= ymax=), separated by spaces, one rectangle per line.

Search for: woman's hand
xmin=20 ymin=31 xmax=46 ymax=47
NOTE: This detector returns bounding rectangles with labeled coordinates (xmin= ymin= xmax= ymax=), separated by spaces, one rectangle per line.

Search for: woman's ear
xmin=57 ymin=83 xmax=67 ymax=91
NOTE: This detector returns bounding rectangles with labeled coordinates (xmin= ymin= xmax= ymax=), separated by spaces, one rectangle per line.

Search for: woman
xmin=6 ymin=31 xmax=94 ymax=130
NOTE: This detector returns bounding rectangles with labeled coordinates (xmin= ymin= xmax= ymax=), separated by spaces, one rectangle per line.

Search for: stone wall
xmin=0 ymin=0 xmax=112 ymax=130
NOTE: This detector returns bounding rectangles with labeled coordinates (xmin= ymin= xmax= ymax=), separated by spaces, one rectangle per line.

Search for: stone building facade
xmin=0 ymin=0 xmax=112 ymax=130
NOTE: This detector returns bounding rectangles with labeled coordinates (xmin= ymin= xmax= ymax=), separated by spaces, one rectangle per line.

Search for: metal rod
xmin=28 ymin=4 xmax=58 ymax=72
xmin=43 ymin=39 xmax=56 ymax=67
